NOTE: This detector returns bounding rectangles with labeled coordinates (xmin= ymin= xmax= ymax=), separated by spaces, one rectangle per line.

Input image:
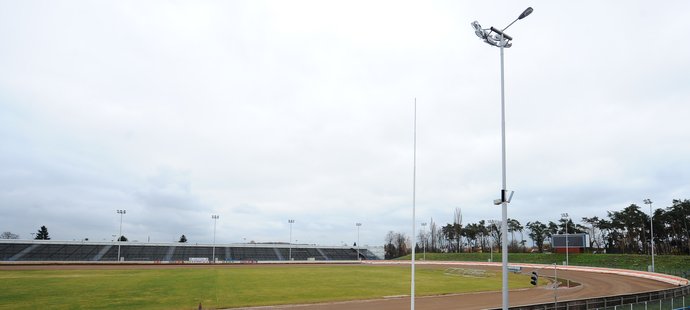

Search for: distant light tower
xmin=553 ymin=263 xmax=558 ymax=309
xmin=356 ymin=223 xmax=362 ymax=261
xmin=116 ymin=209 xmax=126 ymax=262
xmin=421 ymin=222 xmax=427 ymax=260
xmin=288 ymin=219 xmax=295 ymax=261
xmin=561 ymin=213 xmax=569 ymax=266
xmin=644 ymin=199 xmax=655 ymax=272
xmin=488 ymin=219 xmax=500 ymax=263
xmin=211 ymin=214 xmax=219 ymax=263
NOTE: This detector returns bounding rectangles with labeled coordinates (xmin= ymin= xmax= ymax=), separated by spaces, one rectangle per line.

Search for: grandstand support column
xmin=288 ymin=219 xmax=295 ymax=261
xmin=212 ymin=214 xmax=219 ymax=263
xmin=116 ymin=209 xmax=126 ymax=262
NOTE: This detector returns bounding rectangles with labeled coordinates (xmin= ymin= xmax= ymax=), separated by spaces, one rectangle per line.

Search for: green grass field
xmin=0 ymin=264 xmax=533 ymax=310
xmin=3 ymin=253 xmax=685 ymax=309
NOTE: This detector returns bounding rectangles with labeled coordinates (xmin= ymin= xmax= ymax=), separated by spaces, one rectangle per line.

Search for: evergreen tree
xmin=526 ymin=221 xmax=548 ymax=252
xmin=35 ymin=226 xmax=50 ymax=240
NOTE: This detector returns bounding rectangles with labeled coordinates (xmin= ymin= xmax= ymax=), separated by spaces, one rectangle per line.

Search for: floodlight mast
xmin=212 ymin=215 xmax=219 ymax=263
xmin=356 ymin=223 xmax=362 ymax=261
xmin=288 ymin=219 xmax=295 ymax=261
xmin=471 ymin=7 xmax=533 ymax=310
xmin=116 ymin=209 xmax=126 ymax=262
xmin=562 ymin=213 xmax=570 ymax=266
xmin=644 ymin=199 xmax=655 ymax=272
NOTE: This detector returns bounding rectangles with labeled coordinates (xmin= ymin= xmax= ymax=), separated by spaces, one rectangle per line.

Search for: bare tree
xmin=488 ymin=220 xmax=502 ymax=250
xmin=0 ymin=231 xmax=19 ymax=239
xmin=395 ymin=232 xmax=410 ymax=257
xmin=384 ymin=231 xmax=396 ymax=259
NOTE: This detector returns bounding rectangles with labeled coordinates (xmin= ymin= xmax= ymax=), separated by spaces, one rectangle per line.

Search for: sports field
xmin=0 ymin=264 xmax=535 ymax=309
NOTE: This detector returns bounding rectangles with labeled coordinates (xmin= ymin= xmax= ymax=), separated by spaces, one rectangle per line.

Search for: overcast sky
xmin=1 ymin=1 xmax=689 ymax=247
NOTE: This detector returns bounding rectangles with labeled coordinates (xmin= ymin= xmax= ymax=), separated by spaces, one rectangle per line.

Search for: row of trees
xmin=384 ymin=199 xmax=690 ymax=258
xmin=0 ymin=226 xmax=53 ymax=240
xmin=583 ymin=199 xmax=690 ymax=254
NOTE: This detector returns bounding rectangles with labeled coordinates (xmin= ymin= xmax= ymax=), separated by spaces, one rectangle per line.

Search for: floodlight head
xmin=484 ymin=38 xmax=498 ymax=46
xmin=518 ymin=7 xmax=533 ymax=20
xmin=471 ymin=21 xmax=485 ymax=39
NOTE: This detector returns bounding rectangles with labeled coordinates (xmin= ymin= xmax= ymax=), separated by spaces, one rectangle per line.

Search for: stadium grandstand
xmin=0 ymin=240 xmax=380 ymax=262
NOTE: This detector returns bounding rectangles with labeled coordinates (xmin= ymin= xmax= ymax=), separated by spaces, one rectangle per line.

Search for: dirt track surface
xmin=0 ymin=262 xmax=680 ymax=310
xmin=232 ymin=263 xmax=678 ymax=310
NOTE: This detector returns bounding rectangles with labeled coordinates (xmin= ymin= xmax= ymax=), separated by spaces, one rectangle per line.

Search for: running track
xmin=236 ymin=261 xmax=688 ymax=310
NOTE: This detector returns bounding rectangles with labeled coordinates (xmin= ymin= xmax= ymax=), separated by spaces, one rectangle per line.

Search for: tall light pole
xmin=288 ymin=219 xmax=295 ymax=261
xmin=644 ymin=199 xmax=655 ymax=272
xmin=411 ymin=98 xmax=418 ymax=310
xmin=116 ymin=209 xmax=126 ymax=262
xmin=561 ymin=213 xmax=569 ymax=266
xmin=421 ymin=222 xmax=427 ymax=261
xmin=472 ymin=7 xmax=533 ymax=310
xmin=488 ymin=219 xmax=500 ymax=263
xmin=553 ymin=263 xmax=558 ymax=309
xmin=211 ymin=215 xmax=219 ymax=263
xmin=356 ymin=223 xmax=362 ymax=261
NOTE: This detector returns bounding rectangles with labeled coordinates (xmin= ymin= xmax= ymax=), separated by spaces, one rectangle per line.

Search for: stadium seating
xmin=0 ymin=241 xmax=381 ymax=262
